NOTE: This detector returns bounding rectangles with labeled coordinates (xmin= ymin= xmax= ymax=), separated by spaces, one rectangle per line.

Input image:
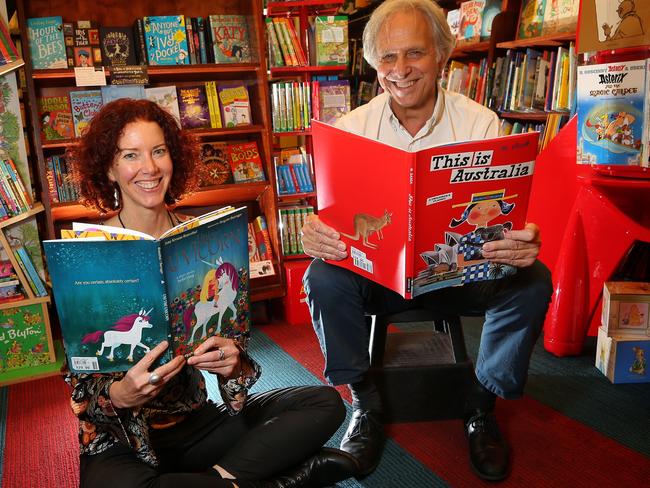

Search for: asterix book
xmin=26 ymin=16 xmax=67 ymax=69
xmin=69 ymin=90 xmax=103 ymax=138
xmin=43 ymin=206 xmax=250 ymax=373
xmin=312 ymin=120 xmax=537 ymax=299
xmin=143 ymin=15 xmax=189 ymax=65
xmin=208 ymin=14 xmax=252 ymax=63
xmin=577 ymin=59 xmax=650 ymax=167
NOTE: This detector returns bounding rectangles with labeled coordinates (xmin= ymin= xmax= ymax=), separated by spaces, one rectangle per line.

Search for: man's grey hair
xmin=362 ymin=0 xmax=455 ymax=69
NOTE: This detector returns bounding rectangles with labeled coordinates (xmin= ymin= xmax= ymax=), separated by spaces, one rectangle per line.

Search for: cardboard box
xmin=596 ymin=326 xmax=649 ymax=384
xmin=601 ymin=282 xmax=650 ymax=337
xmin=281 ymin=260 xmax=312 ymax=326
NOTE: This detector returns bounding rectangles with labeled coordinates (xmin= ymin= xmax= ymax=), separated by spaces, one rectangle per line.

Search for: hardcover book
xmin=69 ymin=90 xmax=104 ymax=138
xmin=577 ymin=59 xmax=650 ymax=167
xmin=228 ymin=141 xmax=265 ymax=183
xmin=199 ymin=142 xmax=233 ymax=186
xmin=99 ymin=26 xmax=138 ymax=67
xmin=43 ymin=206 xmax=250 ymax=373
xmin=541 ymin=0 xmax=579 ymax=36
xmin=517 ymin=0 xmax=546 ymax=39
xmin=314 ymin=16 xmax=348 ymax=66
xmin=208 ymin=14 xmax=252 ymax=63
xmin=317 ymin=80 xmax=351 ymax=126
xmin=73 ymin=20 xmax=102 ymax=68
xmin=312 ymin=121 xmax=537 ymax=299
xmin=145 ymin=85 xmax=181 ymax=123
xmin=100 ymin=85 xmax=145 ymax=105
xmin=143 ymin=15 xmax=189 ymax=65
xmin=26 ymin=16 xmax=67 ymax=69
xmin=177 ymin=84 xmax=211 ymax=129
xmin=37 ymin=94 xmax=74 ymax=141
xmin=218 ymin=84 xmax=252 ymax=127
xmin=458 ymin=0 xmax=485 ymax=43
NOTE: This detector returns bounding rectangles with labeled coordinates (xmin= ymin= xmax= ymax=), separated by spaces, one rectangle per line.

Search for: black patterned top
xmin=64 ymin=352 xmax=261 ymax=467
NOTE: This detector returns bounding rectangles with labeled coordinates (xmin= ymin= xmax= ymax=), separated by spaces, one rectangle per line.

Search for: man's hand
xmin=481 ymin=222 xmax=541 ymax=268
xmin=300 ymin=214 xmax=348 ymax=261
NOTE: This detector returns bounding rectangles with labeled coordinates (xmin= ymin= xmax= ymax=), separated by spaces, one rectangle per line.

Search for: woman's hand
xmin=109 ymin=341 xmax=185 ymax=409
xmin=187 ymin=336 xmax=242 ymax=380
xmin=301 ymin=213 xmax=347 ymax=261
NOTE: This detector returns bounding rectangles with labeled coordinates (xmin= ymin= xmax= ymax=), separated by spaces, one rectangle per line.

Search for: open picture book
xmin=312 ymin=120 xmax=538 ymax=299
xmin=43 ymin=206 xmax=250 ymax=373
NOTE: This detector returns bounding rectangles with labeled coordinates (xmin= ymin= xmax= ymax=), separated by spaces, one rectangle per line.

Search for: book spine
xmin=279 ymin=208 xmax=290 ymax=254
xmin=133 ymin=18 xmax=148 ymax=65
xmin=0 ymin=158 xmax=18 ymax=216
xmin=15 ymin=247 xmax=47 ymax=297
xmin=272 ymin=18 xmax=293 ymax=66
xmin=284 ymin=81 xmax=294 ymax=131
xmin=283 ymin=17 xmax=307 ymax=66
xmin=204 ymin=16 xmax=215 ymax=64
xmin=253 ymin=215 xmax=273 ymax=261
xmin=197 ymin=17 xmax=207 ymax=65
xmin=265 ymin=18 xmax=284 ymax=67
xmin=185 ymin=17 xmax=196 ymax=65
xmin=5 ymin=158 xmax=32 ymax=210
xmin=205 ymin=81 xmax=222 ymax=128
xmin=287 ymin=208 xmax=298 ymax=254
xmin=248 ymin=222 xmax=261 ymax=262
xmin=275 ymin=18 xmax=298 ymax=66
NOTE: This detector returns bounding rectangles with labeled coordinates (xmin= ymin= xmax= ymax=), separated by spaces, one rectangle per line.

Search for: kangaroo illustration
xmin=340 ymin=209 xmax=392 ymax=249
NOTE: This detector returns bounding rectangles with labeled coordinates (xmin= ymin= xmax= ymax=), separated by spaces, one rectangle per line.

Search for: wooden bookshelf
xmin=497 ymin=32 xmax=576 ymax=50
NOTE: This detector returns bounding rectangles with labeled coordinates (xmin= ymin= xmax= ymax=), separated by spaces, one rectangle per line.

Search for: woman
xmin=64 ymin=99 xmax=357 ymax=488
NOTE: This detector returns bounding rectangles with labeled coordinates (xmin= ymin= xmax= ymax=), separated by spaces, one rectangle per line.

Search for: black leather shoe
xmin=270 ymin=447 xmax=359 ymax=487
xmin=339 ymin=409 xmax=384 ymax=477
xmin=464 ymin=411 xmax=511 ymax=481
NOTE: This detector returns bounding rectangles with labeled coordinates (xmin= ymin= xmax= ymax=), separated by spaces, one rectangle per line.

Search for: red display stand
xmin=280 ymin=259 xmax=312 ymax=326
xmin=528 ymin=117 xmax=650 ymax=356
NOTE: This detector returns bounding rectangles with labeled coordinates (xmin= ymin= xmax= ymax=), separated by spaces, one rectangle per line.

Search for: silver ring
xmin=217 ymin=348 xmax=225 ymax=361
xmin=148 ymin=372 xmax=161 ymax=385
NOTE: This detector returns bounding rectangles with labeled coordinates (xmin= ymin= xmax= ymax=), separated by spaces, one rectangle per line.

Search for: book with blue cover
xmin=143 ymin=15 xmax=189 ymax=65
xmin=100 ymin=85 xmax=146 ymax=105
xmin=69 ymin=90 xmax=103 ymax=138
xmin=43 ymin=206 xmax=250 ymax=373
xmin=26 ymin=16 xmax=67 ymax=69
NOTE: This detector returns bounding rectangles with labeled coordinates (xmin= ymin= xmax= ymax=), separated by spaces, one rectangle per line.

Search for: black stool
xmin=367 ymin=309 xmax=474 ymax=423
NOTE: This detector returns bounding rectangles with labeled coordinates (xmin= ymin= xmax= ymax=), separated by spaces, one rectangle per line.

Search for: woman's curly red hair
xmin=67 ymin=98 xmax=199 ymax=213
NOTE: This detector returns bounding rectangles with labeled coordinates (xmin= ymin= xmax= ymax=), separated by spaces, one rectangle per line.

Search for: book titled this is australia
xmin=312 ymin=121 xmax=538 ymax=299
xmin=143 ymin=15 xmax=189 ymax=65
xmin=43 ymin=206 xmax=250 ymax=373
xmin=27 ymin=16 xmax=67 ymax=69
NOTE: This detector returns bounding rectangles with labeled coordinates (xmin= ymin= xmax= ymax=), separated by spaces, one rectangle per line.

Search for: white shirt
xmin=336 ymin=87 xmax=499 ymax=151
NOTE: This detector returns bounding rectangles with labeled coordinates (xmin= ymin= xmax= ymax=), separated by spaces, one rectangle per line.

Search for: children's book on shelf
xmin=26 ymin=16 xmax=67 ymax=69
xmin=458 ymin=0 xmax=485 ymax=43
xmin=208 ymin=14 xmax=252 ymax=63
xmin=517 ymin=0 xmax=546 ymax=39
xmin=577 ymin=59 xmax=649 ymax=167
xmin=43 ymin=206 xmax=250 ymax=373
xmin=199 ymin=141 xmax=233 ymax=186
xmin=249 ymin=215 xmax=275 ymax=278
xmin=312 ymin=120 xmax=538 ymax=299
xmin=145 ymin=85 xmax=181 ymax=123
xmin=317 ymin=80 xmax=351 ymax=125
xmin=480 ymin=0 xmax=502 ymax=41
xmin=143 ymin=15 xmax=189 ymax=65
xmin=541 ymin=0 xmax=579 ymax=36
xmin=177 ymin=84 xmax=211 ymax=129
xmin=0 ymin=302 xmax=55 ymax=373
xmin=228 ymin=141 xmax=265 ymax=183
xmin=446 ymin=9 xmax=461 ymax=38
xmin=577 ymin=0 xmax=650 ymax=53
xmin=69 ymin=90 xmax=103 ymax=138
xmin=73 ymin=20 xmax=102 ymax=68
xmin=99 ymin=26 xmax=138 ymax=67
xmin=314 ymin=16 xmax=348 ymax=66
xmin=100 ymin=85 xmax=145 ymax=105
xmin=218 ymin=84 xmax=252 ymax=127
xmin=37 ymin=94 xmax=74 ymax=141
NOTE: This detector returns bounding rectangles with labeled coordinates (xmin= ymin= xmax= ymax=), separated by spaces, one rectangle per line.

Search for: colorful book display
xmin=458 ymin=0 xmax=485 ymax=43
xmin=143 ymin=15 xmax=189 ymax=65
xmin=26 ymin=16 xmax=67 ymax=69
xmin=577 ymin=59 xmax=650 ymax=167
xmin=43 ymin=206 xmax=250 ymax=373
xmin=312 ymin=121 xmax=537 ymax=299
xmin=209 ymin=14 xmax=252 ymax=63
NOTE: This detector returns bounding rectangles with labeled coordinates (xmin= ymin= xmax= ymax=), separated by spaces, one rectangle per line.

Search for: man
xmin=300 ymin=0 xmax=553 ymax=482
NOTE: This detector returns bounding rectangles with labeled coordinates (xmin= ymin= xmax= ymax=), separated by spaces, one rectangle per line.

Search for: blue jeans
xmin=303 ymin=259 xmax=553 ymax=399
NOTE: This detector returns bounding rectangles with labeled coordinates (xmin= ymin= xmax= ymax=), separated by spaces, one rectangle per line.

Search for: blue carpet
xmin=203 ymin=329 xmax=450 ymax=488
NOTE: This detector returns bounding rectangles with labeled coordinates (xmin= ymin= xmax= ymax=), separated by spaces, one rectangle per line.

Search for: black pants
xmin=79 ymin=386 xmax=345 ymax=488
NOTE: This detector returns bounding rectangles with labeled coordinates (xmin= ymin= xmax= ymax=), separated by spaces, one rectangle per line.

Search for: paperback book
xmin=228 ymin=141 xmax=265 ymax=183
xmin=100 ymin=85 xmax=146 ymax=105
xmin=314 ymin=16 xmax=348 ymax=66
xmin=69 ymin=90 xmax=103 ymax=138
xmin=312 ymin=121 xmax=538 ymax=299
xmin=37 ymin=94 xmax=74 ymax=141
xmin=145 ymin=85 xmax=181 ymax=123
xmin=43 ymin=206 xmax=250 ymax=373
xmin=143 ymin=15 xmax=189 ymax=65
xmin=199 ymin=142 xmax=233 ymax=186
xmin=99 ymin=26 xmax=138 ymax=67
xmin=26 ymin=16 xmax=67 ymax=69
xmin=177 ymin=84 xmax=211 ymax=129
xmin=208 ymin=14 xmax=252 ymax=63
xmin=577 ymin=59 xmax=650 ymax=167
xmin=218 ymin=84 xmax=252 ymax=127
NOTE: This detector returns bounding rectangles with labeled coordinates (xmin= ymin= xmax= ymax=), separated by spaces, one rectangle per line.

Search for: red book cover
xmin=228 ymin=141 xmax=265 ymax=183
xmin=312 ymin=120 xmax=538 ymax=299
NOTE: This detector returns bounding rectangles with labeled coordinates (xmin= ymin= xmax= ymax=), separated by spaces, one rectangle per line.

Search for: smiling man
xmin=300 ymin=0 xmax=553 ymax=482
